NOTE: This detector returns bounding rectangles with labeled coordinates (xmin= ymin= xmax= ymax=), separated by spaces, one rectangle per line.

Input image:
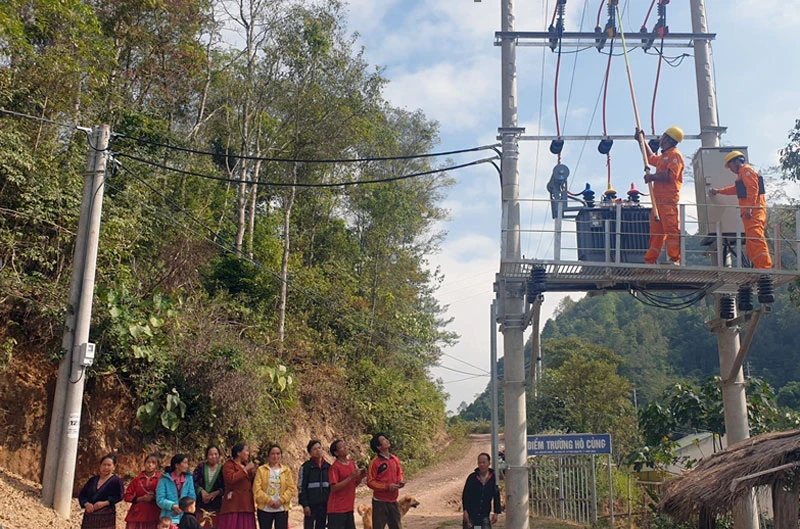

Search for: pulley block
xmin=597 ymin=138 xmax=614 ymax=154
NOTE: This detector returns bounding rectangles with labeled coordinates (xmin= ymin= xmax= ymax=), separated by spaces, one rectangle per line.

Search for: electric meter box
xmin=693 ymin=147 xmax=747 ymax=242
xmin=78 ymin=342 xmax=96 ymax=367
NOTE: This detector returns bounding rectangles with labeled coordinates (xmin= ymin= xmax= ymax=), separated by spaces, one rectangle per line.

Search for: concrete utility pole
xmin=690 ymin=2 xmax=758 ymax=529
xmin=490 ymin=300 xmax=499 ymax=468
xmin=498 ymin=0 xmax=529 ymax=527
xmin=48 ymin=125 xmax=110 ymax=518
xmin=41 ymin=127 xmax=100 ymax=506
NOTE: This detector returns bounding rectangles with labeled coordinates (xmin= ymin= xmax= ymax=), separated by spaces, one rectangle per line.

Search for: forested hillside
xmin=461 ymin=285 xmax=800 ymax=430
xmin=0 ymin=0 xmax=457 ymax=482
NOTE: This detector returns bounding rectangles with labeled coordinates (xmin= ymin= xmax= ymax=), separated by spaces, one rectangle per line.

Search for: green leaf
xmin=136 ymin=402 xmax=159 ymax=432
xmin=161 ymin=410 xmax=180 ymax=431
xmin=132 ymin=345 xmax=149 ymax=359
xmin=128 ymin=324 xmax=143 ymax=339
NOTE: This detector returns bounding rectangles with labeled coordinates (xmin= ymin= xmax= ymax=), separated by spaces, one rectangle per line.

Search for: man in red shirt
xmin=327 ymin=439 xmax=366 ymax=529
xmin=636 ymin=126 xmax=685 ymax=265
xmin=367 ymin=433 xmax=405 ymax=529
xmin=710 ymin=151 xmax=772 ymax=269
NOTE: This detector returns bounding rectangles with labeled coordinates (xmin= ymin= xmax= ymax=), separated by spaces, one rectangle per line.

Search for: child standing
xmin=178 ymin=497 xmax=203 ymax=529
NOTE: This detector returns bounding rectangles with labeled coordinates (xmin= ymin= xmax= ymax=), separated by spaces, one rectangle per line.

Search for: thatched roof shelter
xmin=659 ymin=430 xmax=800 ymax=523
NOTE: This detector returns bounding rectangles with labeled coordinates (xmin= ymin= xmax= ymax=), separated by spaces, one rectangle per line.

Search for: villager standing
xmin=79 ymin=453 xmax=125 ymax=529
xmin=125 ymin=453 xmax=163 ymax=529
xmin=298 ymin=439 xmax=331 ymax=529
xmin=461 ymin=453 xmax=501 ymax=529
xmin=367 ymin=433 xmax=405 ymax=529
xmin=327 ymin=439 xmax=367 ymax=529
xmin=253 ymin=444 xmax=297 ymax=529
xmin=217 ymin=443 xmax=257 ymax=529
xmin=157 ymin=454 xmax=197 ymax=525
xmin=194 ymin=445 xmax=224 ymax=527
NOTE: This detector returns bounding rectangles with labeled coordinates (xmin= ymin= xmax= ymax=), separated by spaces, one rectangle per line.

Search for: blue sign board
xmin=527 ymin=434 xmax=612 ymax=456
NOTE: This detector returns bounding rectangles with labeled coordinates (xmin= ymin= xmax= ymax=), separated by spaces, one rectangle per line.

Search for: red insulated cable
xmin=650 ymin=47 xmax=664 ymax=135
xmin=596 ymin=0 xmax=605 ymax=28
xmin=601 ymin=44 xmax=613 ymax=136
xmin=554 ymin=52 xmax=562 ymax=138
xmin=641 ymin=0 xmax=657 ymax=29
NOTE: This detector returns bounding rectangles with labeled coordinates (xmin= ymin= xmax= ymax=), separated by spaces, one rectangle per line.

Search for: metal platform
xmin=500 ymin=259 xmax=800 ymax=294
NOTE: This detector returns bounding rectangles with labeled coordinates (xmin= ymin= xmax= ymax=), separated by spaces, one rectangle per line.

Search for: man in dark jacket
xmin=298 ymin=439 xmax=331 ymax=529
xmin=462 ymin=453 xmax=502 ymax=529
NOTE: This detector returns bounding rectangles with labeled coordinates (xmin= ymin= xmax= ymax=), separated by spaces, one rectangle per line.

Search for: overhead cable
xmin=111 ymin=158 xmax=483 ymax=373
xmin=113 ymin=133 xmax=499 ymax=164
xmin=0 ymin=107 xmax=91 ymax=133
xmin=114 ymin=152 xmax=498 ymax=188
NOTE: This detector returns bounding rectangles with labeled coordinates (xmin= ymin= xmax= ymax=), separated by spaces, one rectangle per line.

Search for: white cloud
xmin=383 ymin=56 xmax=496 ymax=129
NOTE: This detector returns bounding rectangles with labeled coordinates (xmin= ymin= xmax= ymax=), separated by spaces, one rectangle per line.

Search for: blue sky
xmin=343 ymin=0 xmax=800 ymax=410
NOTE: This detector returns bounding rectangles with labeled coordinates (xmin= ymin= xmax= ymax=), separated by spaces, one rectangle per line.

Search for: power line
xmin=440 ymin=374 xmax=490 ymax=385
xmin=113 ymin=152 xmax=498 ymax=188
xmin=110 ymin=157 xmax=484 ymax=373
xmin=437 ymin=364 xmax=490 ymax=377
xmin=438 ymin=351 xmax=491 ymax=375
xmin=3 ymin=107 xmax=496 ymax=376
xmin=113 ymin=132 xmax=499 ymax=163
xmin=0 ymin=107 xmax=91 ymax=133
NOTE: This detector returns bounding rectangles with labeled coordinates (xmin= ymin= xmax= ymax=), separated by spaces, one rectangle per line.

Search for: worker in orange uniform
xmin=709 ymin=151 xmax=772 ymax=269
xmin=635 ymin=126 xmax=685 ymax=265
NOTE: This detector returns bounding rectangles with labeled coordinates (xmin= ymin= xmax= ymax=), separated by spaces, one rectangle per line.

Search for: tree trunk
xmin=246 ymin=138 xmax=264 ymax=260
xmin=277 ymin=163 xmax=298 ymax=350
xmin=234 ymin=160 xmax=248 ymax=256
xmin=234 ymin=100 xmax=250 ymax=256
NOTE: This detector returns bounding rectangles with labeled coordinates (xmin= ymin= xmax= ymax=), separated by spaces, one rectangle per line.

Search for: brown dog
xmin=357 ymin=496 xmax=420 ymax=529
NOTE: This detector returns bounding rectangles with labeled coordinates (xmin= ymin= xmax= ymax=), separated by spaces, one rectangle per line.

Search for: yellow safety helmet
xmin=724 ymin=150 xmax=746 ymax=166
xmin=663 ymin=126 xmax=684 ymax=143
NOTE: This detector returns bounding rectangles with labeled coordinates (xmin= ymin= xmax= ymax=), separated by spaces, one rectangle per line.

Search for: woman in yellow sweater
xmin=253 ymin=444 xmax=297 ymax=529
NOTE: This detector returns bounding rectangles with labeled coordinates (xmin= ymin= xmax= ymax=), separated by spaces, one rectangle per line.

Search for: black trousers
xmin=304 ymin=504 xmax=328 ymax=529
xmin=257 ymin=510 xmax=289 ymax=529
xmin=327 ymin=511 xmax=356 ymax=529
xmin=463 ymin=515 xmax=492 ymax=529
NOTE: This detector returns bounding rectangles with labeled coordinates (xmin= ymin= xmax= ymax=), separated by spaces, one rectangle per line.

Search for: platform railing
xmin=509 ymin=198 xmax=800 ymax=272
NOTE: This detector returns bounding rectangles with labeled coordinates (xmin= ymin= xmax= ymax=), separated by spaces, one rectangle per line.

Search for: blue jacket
xmin=156 ymin=472 xmax=196 ymax=523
